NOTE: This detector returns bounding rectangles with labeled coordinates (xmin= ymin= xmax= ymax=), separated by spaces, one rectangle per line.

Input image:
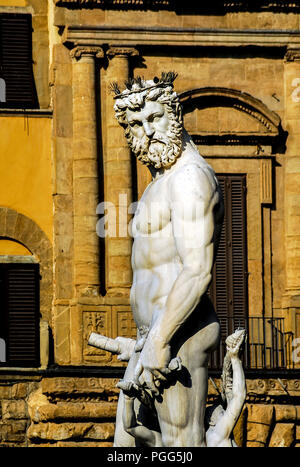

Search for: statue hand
xmin=133 ymin=336 xmax=171 ymax=396
xmin=225 ymin=329 xmax=246 ymax=357
xmin=115 ymin=337 xmax=136 ymax=361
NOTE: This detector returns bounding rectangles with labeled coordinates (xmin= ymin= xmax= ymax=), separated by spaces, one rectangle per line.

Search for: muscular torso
xmin=130 ymin=149 xmax=223 ymax=332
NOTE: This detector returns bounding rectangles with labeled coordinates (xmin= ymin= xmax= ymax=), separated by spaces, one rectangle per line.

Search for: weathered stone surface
xmin=0 ymin=420 xmax=27 ymax=443
xmin=41 ymin=377 xmax=120 ymax=396
xmin=11 ymin=383 xmax=28 ymax=400
xmin=28 ymin=388 xmax=117 ymax=423
xmin=269 ymin=423 xmax=295 ymax=447
xmin=0 ymin=386 xmax=11 ymax=399
xmin=2 ymin=400 xmax=27 ymax=420
xmin=35 ymin=401 xmax=118 ymax=422
xmin=246 ymin=404 xmax=274 ymax=447
xmin=275 ymin=405 xmax=300 ymax=422
xmin=233 ymin=405 xmax=247 ymax=447
xmin=27 ymin=422 xmax=115 ymax=441
xmin=27 ymin=388 xmax=50 ymax=423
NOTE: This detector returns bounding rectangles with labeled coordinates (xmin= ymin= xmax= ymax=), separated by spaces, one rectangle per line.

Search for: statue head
xmin=111 ymin=72 xmax=183 ymax=169
xmin=204 ymin=403 xmax=225 ymax=430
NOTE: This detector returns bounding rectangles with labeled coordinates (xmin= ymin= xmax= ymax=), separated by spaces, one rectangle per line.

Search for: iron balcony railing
xmin=208 ymin=316 xmax=294 ymax=371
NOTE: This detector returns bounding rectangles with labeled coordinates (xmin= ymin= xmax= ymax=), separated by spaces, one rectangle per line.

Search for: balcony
xmin=208 ymin=316 xmax=294 ymax=372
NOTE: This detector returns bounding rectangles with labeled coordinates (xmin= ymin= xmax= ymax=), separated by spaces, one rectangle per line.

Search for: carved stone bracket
xmin=285 ymin=48 xmax=300 ymax=62
xmin=70 ymin=46 xmax=105 ymax=60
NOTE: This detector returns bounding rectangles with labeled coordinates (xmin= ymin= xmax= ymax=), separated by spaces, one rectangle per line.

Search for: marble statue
xmin=88 ymin=328 xmax=247 ymax=447
xmin=108 ymin=72 xmax=224 ymax=446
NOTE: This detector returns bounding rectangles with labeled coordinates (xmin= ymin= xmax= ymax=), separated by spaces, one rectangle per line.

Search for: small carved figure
xmin=205 ymin=329 xmax=247 ymax=447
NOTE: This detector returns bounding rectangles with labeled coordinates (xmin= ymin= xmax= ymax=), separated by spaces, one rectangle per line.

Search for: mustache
xmin=146 ymin=134 xmax=169 ymax=147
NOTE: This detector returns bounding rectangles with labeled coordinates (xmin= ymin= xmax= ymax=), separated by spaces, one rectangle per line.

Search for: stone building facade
xmin=0 ymin=0 xmax=300 ymax=447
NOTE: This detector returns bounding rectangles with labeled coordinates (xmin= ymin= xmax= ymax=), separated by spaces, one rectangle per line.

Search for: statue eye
xmin=148 ymin=112 xmax=163 ymax=123
xmin=129 ymin=120 xmax=142 ymax=128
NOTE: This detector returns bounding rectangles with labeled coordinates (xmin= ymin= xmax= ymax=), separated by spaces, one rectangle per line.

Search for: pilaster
xmin=71 ymin=45 xmax=104 ymax=297
xmin=103 ymin=47 xmax=139 ymax=294
xmin=282 ymin=47 xmax=300 ymax=359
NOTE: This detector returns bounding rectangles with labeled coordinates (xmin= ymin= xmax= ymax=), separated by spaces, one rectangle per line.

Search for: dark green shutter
xmin=0 ymin=263 xmax=40 ymax=367
xmin=208 ymin=174 xmax=248 ymax=369
xmin=0 ymin=13 xmax=37 ymax=108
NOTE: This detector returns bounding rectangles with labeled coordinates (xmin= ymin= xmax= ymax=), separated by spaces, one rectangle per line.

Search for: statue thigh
xmin=155 ymin=320 xmax=220 ymax=447
xmin=114 ymin=319 xmax=220 ymax=447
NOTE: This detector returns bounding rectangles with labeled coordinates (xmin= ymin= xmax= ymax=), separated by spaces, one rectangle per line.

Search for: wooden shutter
xmin=208 ymin=174 xmax=248 ymax=368
xmin=0 ymin=13 xmax=37 ymax=108
xmin=0 ymin=263 xmax=40 ymax=367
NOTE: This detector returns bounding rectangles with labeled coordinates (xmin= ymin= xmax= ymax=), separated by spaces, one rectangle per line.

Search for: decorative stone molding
xmin=106 ymin=47 xmax=139 ymax=58
xmin=0 ymin=207 xmax=53 ymax=321
xmin=180 ymin=87 xmax=284 ymax=151
xmin=260 ymin=159 xmax=273 ymax=204
xmin=55 ymin=0 xmax=300 ymax=12
xmin=56 ymin=0 xmax=171 ymax=6
xmin=180 ymin=87 xmax=281 ymax=135
xmin=70 ymin=45 xmax=104 ymax=60
xmin=63 ymin=25 xmax=300 ymax=49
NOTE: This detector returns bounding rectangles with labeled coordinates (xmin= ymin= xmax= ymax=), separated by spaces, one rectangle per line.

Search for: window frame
xmin=0 ymin=261 xmax=40 ymax=368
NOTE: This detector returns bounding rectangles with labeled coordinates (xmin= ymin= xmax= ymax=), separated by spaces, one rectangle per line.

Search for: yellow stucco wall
xmin=0 ymin=116 xmax=53 ymax=250
xmin=0 ymin=0 xmax=27 ymax=5
xmin=0 ymin=239 xmax=31 ymax=255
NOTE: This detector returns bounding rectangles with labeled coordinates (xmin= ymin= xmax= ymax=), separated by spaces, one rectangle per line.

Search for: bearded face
xmin=124 ymin=100 xmax=183 ymax=169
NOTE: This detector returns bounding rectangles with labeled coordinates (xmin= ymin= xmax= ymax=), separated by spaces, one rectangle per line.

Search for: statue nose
xmin=143 ymin=121 xmax=154 ymax=137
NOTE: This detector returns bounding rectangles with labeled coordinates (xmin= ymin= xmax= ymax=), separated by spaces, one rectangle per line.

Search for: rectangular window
xmin=0 ymin=263 xmax=40 ymax=367
xmin=0 ymin=13 xmax=38 ymax=108
xmin=208 ymin=174 xmax=248 ymax=369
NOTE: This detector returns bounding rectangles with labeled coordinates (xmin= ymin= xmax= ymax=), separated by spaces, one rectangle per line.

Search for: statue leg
xmin=155 ymin=319 xmax=220 ymax=447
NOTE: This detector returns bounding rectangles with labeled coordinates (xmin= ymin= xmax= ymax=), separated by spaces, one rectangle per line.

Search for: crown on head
xmin=110 ymin=71 xmax=178 ymax=99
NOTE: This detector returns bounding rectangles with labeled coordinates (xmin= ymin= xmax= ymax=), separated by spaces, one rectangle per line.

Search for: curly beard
xmin=126 ymin=125 xmax=182 ymax=169
xmin=130 ymin=133 xmax=181 ymax=169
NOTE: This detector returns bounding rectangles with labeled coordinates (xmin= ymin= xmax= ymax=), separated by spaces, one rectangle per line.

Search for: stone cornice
xmin=55 ymin=0 xmax=300 ymax=13
xmin=63 ymin=25 xmax=300 ymax=49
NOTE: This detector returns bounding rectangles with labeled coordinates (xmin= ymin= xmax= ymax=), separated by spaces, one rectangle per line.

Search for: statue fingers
xmin=133 ymin=359 xmax=143 ymax=384
xmin=142 ymin=369 xmax=159 ymax=396
xmin=151 ymin=369 xmax=168 ymax=382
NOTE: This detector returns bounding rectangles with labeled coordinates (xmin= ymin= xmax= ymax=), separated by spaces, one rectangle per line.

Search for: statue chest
xmin=132 ymin=180 xmax=171 ymax=236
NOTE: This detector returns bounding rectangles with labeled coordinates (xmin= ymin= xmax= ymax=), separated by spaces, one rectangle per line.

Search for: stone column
xmin=71 ymin=46 xmax=104 ymax=296
xmin=283 ymin=47 xmax=300 ymax=359
xmin=104 ymin=47 xmax=139 ymax=294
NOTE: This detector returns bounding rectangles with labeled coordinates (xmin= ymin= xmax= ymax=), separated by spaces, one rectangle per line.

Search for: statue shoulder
xmin=168 ymin=160 xmax=218 ymax=202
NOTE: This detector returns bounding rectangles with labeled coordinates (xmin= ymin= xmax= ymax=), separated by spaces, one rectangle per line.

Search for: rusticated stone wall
xmin=1 ymin=376 xmax=300 ymax=447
